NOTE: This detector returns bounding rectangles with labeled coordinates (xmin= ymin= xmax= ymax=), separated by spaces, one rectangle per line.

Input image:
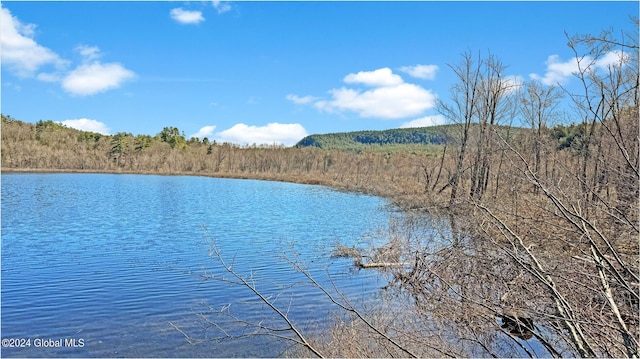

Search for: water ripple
xmin=2 ymin=173 xmax=390 ymax=357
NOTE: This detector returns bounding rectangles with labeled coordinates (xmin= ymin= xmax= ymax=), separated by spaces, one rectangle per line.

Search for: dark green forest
xmin=295 ymin=126 xmax=447 ymax=151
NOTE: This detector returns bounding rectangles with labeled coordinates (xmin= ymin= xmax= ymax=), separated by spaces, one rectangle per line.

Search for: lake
xmin=1 ymin=173 xmax=395 ymax=357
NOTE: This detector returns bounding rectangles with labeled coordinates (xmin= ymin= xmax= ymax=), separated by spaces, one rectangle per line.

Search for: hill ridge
xmin=295 ymin=126 xmax=449 ymax=151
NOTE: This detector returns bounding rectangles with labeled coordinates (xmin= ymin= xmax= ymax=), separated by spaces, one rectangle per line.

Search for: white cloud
xmin=0 ymin=5 xmax=67 ymax=77
xmin=190 ymin=125 xmax=217 ymax=140
xmin=61 ymin=46 xmax=135 ymax=96
xmin=399 ymin=64 xmax=439 ymax=80
xmin=302 ymin=67 xmax=436 ymax=119
xmin=58 ymin=118 xmax=110 ymax=135
xmin=286 ymin=94 xmax=319 ymax=104
xmin=529 ymin=55 xmax=579 ymax=86
xmin=315 ymin=82 xmax=436 ymax=119
xmin=1 ymin=6 xmax=134 ymax=97
xmin=36 ymin=72 xmax=61 ymax=82
xmin=212 ymin=1 xmax=232 ymax=14
xmin=595 ymin=50 xmax=630 ymax=68
xmin=62 ymin=62 xmax=135 ymax=96
xmin=400 ymin=115 xmax=446 ymax=128
xmin=343 ymin=67 xmax=404 ymax=87
xmin=215 ymin=123 xmax=308 ymax=146
xmin=529 ymin=51 xmax=629 ymax=86
xmin=75 ymin=44 xmax=101 ymax=61
xmin=170 ymin=8 xmax=205 ymax=24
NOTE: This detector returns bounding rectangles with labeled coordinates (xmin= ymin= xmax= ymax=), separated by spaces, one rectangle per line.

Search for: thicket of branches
xmin=384 ymin=23 xmax=639 ymax=358
xmin=2 ymin=23 xmax=638 ymax=357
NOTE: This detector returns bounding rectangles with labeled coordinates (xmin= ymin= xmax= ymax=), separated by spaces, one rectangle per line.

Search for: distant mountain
xmin=295 ymin=126 xmax=449 ymax=151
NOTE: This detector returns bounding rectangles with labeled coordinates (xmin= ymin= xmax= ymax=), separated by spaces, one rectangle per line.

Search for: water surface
xmin=1 ymin=173 xmax=392 ymax=357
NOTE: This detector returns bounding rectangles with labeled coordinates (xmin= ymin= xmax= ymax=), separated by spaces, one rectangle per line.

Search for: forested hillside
xmin=295 ymin=126 xmax=447 ymax=152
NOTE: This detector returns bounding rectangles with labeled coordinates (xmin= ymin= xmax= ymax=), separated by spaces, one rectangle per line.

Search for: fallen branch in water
xmin=356 ymin=262 xmax=411 ymax=269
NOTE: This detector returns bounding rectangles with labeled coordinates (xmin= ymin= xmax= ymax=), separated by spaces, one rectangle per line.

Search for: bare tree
xmin=470 ymin=53 xmax=514 ymax=200
xmin=438 ymin=51 xmax=518 ymax=203
xmin=438 ymin=50 xmax=483 ymax=206
xmin=563 ymin=20 xmax=639 ymax=205
xmin=519 ymin=80 xmax=563 ymax=193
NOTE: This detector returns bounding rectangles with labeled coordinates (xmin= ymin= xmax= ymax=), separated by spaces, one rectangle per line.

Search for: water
xmin=1 ymin=173 xmax=393 ymax=357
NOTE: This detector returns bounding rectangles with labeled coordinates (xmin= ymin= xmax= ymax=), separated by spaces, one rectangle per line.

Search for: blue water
xmin=1 ymin=173 xmax=393 ymax=357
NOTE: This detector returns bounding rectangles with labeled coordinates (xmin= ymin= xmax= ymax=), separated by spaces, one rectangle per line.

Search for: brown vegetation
xmin=380 ymin=25 xmax=639 ymax=358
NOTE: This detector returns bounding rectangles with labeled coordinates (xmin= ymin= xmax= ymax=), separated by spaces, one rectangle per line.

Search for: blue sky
xmin=1 ymin=1 xmax=637 ymax=146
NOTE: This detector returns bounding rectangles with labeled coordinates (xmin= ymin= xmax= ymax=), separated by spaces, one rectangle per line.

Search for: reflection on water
xmin=1 ymin=173 xmax=392 ymax=357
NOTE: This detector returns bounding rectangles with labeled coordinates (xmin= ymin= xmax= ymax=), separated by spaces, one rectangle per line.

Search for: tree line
xmin=0 ymin=111 xmax=618 ymax=211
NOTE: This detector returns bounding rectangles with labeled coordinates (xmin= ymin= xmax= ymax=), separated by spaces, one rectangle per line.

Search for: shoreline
xmin=1 ymin=166 xmax=396 ymax=203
